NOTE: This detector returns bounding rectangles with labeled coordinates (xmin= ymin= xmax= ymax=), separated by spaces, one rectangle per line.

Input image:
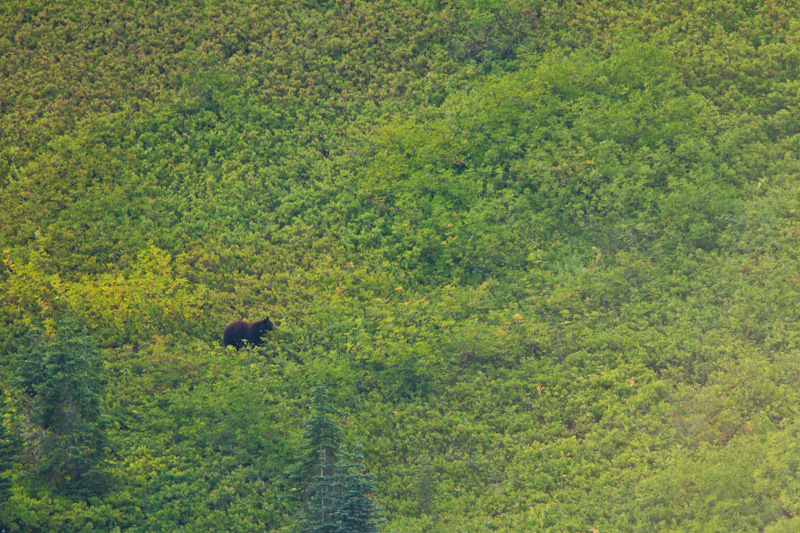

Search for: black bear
xmin=223 ymin=317 xmax=276 ymax=349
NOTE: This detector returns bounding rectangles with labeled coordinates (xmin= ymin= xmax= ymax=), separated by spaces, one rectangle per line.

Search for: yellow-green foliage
xmin=2 ymin=247 xmax=205 ymax=347
xmin=3 ymin=0 xmax=800 ymax=531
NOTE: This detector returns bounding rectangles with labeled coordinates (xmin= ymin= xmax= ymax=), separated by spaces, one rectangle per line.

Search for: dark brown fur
xmin=223 ymin=317 xmax=276 ymax=349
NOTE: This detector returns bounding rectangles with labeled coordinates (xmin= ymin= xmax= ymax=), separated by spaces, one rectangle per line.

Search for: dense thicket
xmin=3 ymin=0 xmax=800 ymax=531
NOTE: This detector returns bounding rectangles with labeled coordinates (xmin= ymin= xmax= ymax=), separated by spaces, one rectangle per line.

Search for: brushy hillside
xmin=3 ymin=0 xmax=800 ymax=531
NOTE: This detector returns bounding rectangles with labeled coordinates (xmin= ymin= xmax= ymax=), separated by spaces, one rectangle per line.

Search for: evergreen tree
xmin=16 ymin=317 xmax=108 ymax=498
xmin=411 ymin=456 xmax=436 ymax=518
xmin=294 ymin=384 xmax=343 ymax=492
xmin=295 ymin=385 xmax=382 ymax=532
xmin=301 ymin=448 xmax=339 ymax=533
xmin=295 ymin=385 xmax=342 ymax=532
xmin=329 ymin=444 xmax=383 ymax=533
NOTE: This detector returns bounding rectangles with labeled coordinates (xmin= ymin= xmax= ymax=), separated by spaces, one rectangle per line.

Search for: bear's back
xmin=223 ymin=320 xmax=251 ymax=349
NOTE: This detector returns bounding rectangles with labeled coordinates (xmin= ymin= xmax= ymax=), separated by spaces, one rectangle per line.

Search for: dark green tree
xmin=328 ymin=444 xmax=383 ymax=533
xmin=295 ymin=386 xmax=381 ymax=532
xmin=412 ymin=456 xmax=436 ymax=518
xmin=302 ymin=444 xmax=382 ymax=533
xmin=295 ymin=384 xmax=342 ymax=532
xmin=16 ymin=317 xmax=108 ymax=499
xmin=294 ymin=384 xmax=343 ymax=491
xmin=301 ymin=447 xmax=339 ymax=533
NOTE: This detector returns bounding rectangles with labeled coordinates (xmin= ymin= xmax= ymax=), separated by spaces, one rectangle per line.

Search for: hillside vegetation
xmin=3 ymin=0 xmax=800 ymax=531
